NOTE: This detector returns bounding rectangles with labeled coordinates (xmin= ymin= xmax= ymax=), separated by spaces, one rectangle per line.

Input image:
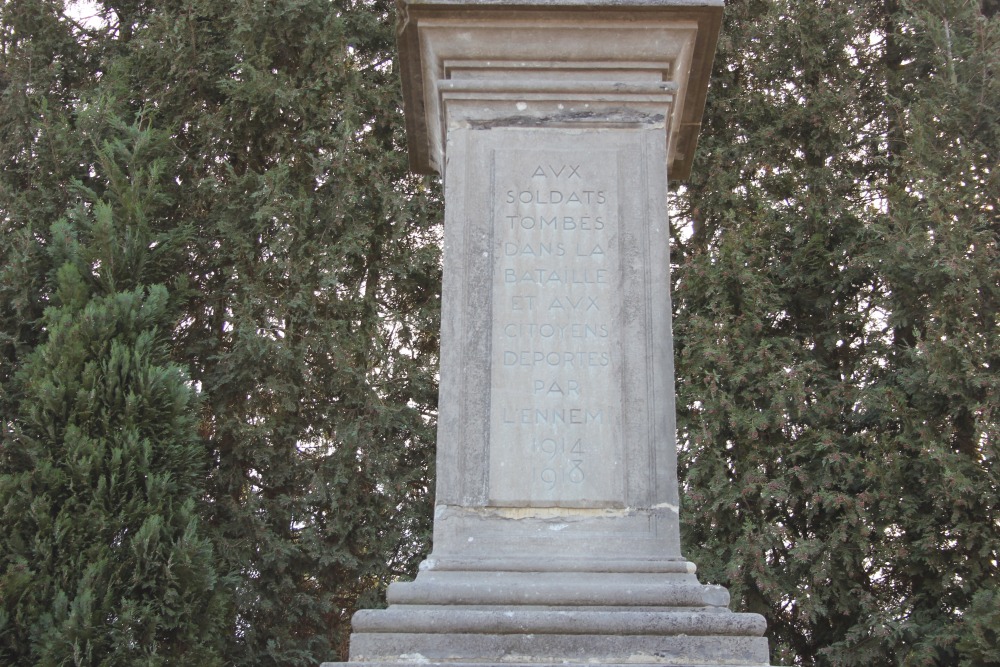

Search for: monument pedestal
xmin=347 ymin=569 xmax=767 ymax=664
xmin=324 ymin=1 xmax=769 ymax=665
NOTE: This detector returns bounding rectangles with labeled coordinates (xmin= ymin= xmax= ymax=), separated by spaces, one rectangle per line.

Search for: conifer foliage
xmin=674 ymin=1 xmax=999 ymax=664
xmin=2 ymin=0 xmax=440 ymax=664
xmin=1 ymin=119 xmax=229 ymax=663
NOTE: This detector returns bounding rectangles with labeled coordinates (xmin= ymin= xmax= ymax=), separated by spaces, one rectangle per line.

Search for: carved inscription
xmin=489 ymin=149 xmax=622 ymax=506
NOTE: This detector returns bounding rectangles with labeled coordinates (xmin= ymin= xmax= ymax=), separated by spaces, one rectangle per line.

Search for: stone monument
xmin=324 ymin=0 xmax=770 ymax=665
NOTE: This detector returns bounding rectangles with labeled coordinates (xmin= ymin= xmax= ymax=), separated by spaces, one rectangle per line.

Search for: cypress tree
xmin=2 ymin=1 xmax=440 ymax=664
xmin=0 ymin=118 xmax=229 ymax=664
xmin=1 ymin=0 xmax=97 ymax=421
xmin=674 ymin=1 xmax=999 ymax=664
xmin=108 ymin=1 xmax=441 ymax=660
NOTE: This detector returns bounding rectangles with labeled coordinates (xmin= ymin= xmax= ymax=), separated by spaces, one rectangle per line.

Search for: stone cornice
xmin=397 ymin=0 xmax=723 ymax=181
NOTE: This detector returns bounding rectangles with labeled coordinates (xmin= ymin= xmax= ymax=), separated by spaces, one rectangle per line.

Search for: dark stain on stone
xmin=471 ymin=109 xmax=666 ymax=129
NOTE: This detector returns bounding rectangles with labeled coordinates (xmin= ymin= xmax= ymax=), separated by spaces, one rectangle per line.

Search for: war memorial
xmin=324 ymin=0 xmax=771 ymax=664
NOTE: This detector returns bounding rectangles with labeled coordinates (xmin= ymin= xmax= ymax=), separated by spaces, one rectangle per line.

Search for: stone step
xmin=386 ymin=571 xmax=731 ymax=608
xmin=353 ymin=608 xmax=766 ymax=636
xmin=345 ymin=632 xmax=770 ymax=665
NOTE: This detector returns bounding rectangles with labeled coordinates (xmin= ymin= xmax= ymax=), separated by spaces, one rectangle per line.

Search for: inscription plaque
xmin=488 ymin=148 xmax=623 ymax=507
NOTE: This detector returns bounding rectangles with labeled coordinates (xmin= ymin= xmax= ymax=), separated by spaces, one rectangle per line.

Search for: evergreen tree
xmin=0 ymin=118 xmax=229 ymax=664
xmin=109 ymin=1 xmax=441 ymax=661
xmin=674 ymin=1 xmax=999 ymax=665
xmin=2 ymin=1 xmax=440 ymax=664
xmin=1 ymin=0 xmax=98 ymax=422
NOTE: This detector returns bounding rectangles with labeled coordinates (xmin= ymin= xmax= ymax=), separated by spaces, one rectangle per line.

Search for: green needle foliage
xmin=674 ymin=1 xmax=999 ymax=665
xmin=1 ymin=118 xmax=229 ymax=663
xmin=2 ymin=0 xmax=440 ymax=664
xmin=1 ymin=276 xmax=229 ymax=666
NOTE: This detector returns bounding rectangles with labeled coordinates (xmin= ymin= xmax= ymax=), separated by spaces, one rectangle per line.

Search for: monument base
xmin=327 ymin=664 xmax=768 ymax=667
xmin=343 ymin=632 xmax=768 ymax=665
xmin=327 ymin=659 xmax=769 ymax=667
xmin=324 ymin=567 xmax=770 ymax=666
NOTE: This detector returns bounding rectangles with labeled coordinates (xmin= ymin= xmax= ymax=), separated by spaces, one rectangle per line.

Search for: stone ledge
xmin=352 ymin=608 xmax=767 ymax=636
xmin=396 ymin=0 xmax=723 ymax=179
xmin=347 ymin=632 xmax=769 ymax=664
xmin=419 ymin=556 xmax=697 ymax=573
xmin=384 ymin=571 xmax=729 ymax=608
xmin=324 ymin=663 xmax=767 ymax=667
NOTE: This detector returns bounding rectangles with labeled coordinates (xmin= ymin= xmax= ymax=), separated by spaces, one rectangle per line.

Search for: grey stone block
xmin=352 ymin=608 xmax=765 ymax=636
xmin=325 ymin=664 xmax=766 ymax=667
xmin=348 ymin=633 xmax=769 ymax=664
xmin=382 ymin=571 xmax=726 ymax=608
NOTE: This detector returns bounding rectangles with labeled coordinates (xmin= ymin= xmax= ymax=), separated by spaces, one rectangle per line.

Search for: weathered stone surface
xmin=396 ymin=0 xmax=724 ymax=180
xmin=323 ymin=1 xmax=770 ymax=666
xmin=351 ymin=609 xmax=766 ymax=636
xmin=327 ymin=664 xmax=767 ymax=667
xmin=382 ymin=571 xmax=726 ymax=607
xmin=348 ymin=633 xmax=769 ymax=664
xmin=433 ymin=125 xmax=681 ymax=563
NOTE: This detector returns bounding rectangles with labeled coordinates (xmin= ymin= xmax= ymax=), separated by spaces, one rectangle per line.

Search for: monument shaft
xmin=432 ymin=126 xmax=682 ymax=569
xmin=325 ymin=2 xmax=771 ymax=665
